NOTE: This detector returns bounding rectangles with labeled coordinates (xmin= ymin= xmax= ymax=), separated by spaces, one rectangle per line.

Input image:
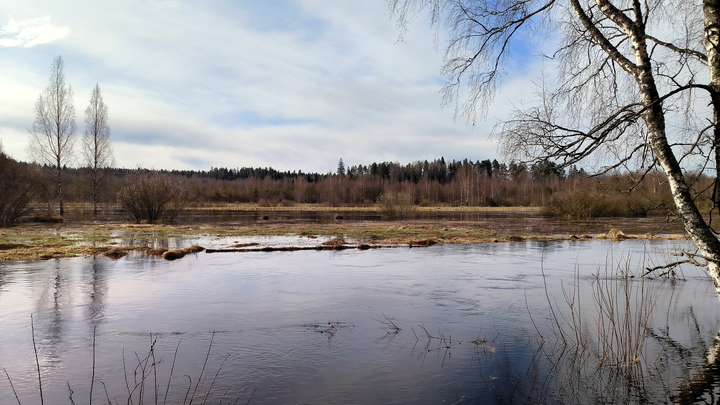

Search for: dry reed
xmin=5 ymin=321 xmax=258 ymax=405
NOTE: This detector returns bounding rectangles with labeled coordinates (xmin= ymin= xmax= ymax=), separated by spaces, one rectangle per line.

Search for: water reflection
xmin=35 ymin=260 xmax=66 ymax=369
xmin=82 ymin=257 xmax=109 ymax=330
xmin=60 ymin=206 xmax=689 ymax=235
xmin=0 ymin=240 xmax=718 ymax=403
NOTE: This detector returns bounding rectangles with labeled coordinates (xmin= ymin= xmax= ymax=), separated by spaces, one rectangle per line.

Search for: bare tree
xmin=83 ymin=83 xmax=114 ymax=216
xmin=391 ymin=0 xmax=720 ymax=291
xmin=28 ymin=55 xmax=76 ymax=216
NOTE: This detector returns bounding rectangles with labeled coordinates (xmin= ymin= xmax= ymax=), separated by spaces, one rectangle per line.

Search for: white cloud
xmin=0 ymin=16 xmax=69 ymax=47
xmin=0 ymin=1 xmax=546 ymax=172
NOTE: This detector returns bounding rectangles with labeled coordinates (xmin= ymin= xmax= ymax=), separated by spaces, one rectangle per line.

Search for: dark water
xmin=1 ymin=238 xmax=719 ymax=404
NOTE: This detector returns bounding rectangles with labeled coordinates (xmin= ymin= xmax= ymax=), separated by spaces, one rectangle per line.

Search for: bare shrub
xmin=542 ymin=189 xmax=654 ymax=218
xmin=418 ymin=198 xmax=433 ymax=207
xmin=0 ymin=149 xmax=43 ymax=227
xmin=117 ymin=172 xmax=189 ymax=223
xmin=377 ymin=191 xmax=416 ymax=220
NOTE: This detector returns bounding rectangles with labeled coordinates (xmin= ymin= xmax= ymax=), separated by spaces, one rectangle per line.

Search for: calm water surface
xmin=62 ymin=207 xmax=689 ymax=236
xmin=1 ymin=238 xmax=719 ymax=404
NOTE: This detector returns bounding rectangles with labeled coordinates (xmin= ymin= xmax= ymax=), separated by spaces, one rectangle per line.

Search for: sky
xmin=0 ymin=0 xmax=542 ymax=173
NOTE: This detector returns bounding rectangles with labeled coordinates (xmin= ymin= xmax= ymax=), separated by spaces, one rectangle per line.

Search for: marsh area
xmin=0 ymin=209 xmax=718 ymax=404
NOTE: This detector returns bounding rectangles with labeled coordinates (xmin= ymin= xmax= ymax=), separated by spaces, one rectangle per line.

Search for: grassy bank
xmin=0 ymin=217 xmax=686 ymax=261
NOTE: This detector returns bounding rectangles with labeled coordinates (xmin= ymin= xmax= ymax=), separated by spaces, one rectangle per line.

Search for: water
xmin=60 ymin=207 xmax=688 ymax=236
xmin=1 ymin=238 xmax=719 ymax=404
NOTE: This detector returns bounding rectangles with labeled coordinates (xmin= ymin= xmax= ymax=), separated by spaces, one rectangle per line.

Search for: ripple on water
xmin=0 ymin=239 xmax=718 ymax=404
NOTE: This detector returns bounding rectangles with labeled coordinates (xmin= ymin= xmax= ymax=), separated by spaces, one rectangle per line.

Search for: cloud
xmin=0 ymin=1 xmax=548 ymax=172
xmin=0 ymin=16 xmax=69 ymax=47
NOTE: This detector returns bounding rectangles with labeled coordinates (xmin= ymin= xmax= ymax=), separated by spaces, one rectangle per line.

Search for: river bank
xmin=0 ymin=218 xmax=685 ymax=262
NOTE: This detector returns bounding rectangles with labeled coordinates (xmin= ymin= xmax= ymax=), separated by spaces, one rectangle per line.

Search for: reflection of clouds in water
xmin=0 ymin=240 xmax=719 ymax=403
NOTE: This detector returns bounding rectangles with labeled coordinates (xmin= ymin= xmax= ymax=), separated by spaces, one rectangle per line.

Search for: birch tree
xmin=391 ymin=0 xmax=720 ymax=292
xmin=28 ymin=55 xmax=76 ymax=216
xmin=83 ymin=83 xmax=114 ymax=215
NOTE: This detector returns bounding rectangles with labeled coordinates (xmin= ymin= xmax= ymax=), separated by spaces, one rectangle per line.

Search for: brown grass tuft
xmin=162 ymin=250 xmax=186 ymax=260
xmin=597 ymin=229 xmax=628 ymax=240
xmin=184 ymin=245 xmax=205 ymax=253
xmin=104 ymin=247 xmax=129 ymax=259
xmin=409 ymin=239 xmax=438 ymax=247
xmin=322 ymin=237 xmax=346 ymax=246
xmin=145 ymin=247 xmax=168 ymax=257
xmin=160 ymin=245 xmax=206 ymax=260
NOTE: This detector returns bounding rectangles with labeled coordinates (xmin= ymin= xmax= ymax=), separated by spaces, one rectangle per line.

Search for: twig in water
xmin=374 ymin=313 xmax=402 ymax=334
xmin=182 ymin=375 xmax=193 ymax=404
xmin=122 ymin=348 xmax=131 ymax=404
xmin=90 ymin=326 xmax=96 ymax=405
xmin=163 ymin=338 xmax=183 ymax=405
xmin=3 ymin=368 xmax=22 ymax=405
xmin=67 ymin=382 xmax=76 ymax=405
xmin=100 ymin=381 xmax=114 ymax=405
xmin=418 ymin=324 xmax=433 ymax=339
xmin=201 ymin=353 xmax=231 ymax=405
xmin=236 ymin=383 xmax=260 ymax=405
xmin=150 ymin=334 xmax=159 ymax=405
xmin=189 ymin=331 xmax=216 ymax=404
xmin=31 ymin=314 xmax=44 ymax=405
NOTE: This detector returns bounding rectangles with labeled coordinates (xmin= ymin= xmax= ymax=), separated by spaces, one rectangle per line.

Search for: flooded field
xmin=61 ymin=205 xmax=688 ymax=236
xmin=1 ymin=235 xmax=719 ymax=404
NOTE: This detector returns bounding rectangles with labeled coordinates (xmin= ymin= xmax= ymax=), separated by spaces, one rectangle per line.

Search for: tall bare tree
xmin=83 ymin=83 xmax=114 ymax=215
xmin=29 ymin=55 xmax=76 ymax=216
xmin=391 ymin=0 xmax=720 ymax=292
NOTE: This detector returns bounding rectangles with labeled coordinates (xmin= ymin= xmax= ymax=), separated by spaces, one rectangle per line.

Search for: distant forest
xmin=38 ymin=156 xmax=710 ymax=218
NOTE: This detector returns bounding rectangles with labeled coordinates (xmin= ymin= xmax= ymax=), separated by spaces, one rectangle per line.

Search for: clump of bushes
xmin=0 ymin=149 xmax=43 ymax=227
xmin=377 ymin=191 xmax=416 ymax=220
xmin=542 ymin=189 xmax=655 ymax=218
xmin=117 ymin=171 xmax=190 ymax=223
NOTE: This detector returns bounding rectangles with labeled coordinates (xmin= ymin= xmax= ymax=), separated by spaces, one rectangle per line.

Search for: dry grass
xmin=0 ymin=202 xmax=688 ymax=262
xmin=0 ymin=220 xmax=687 ymax=262
xmin=185 ymin=202 xmax=542 ymax=213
